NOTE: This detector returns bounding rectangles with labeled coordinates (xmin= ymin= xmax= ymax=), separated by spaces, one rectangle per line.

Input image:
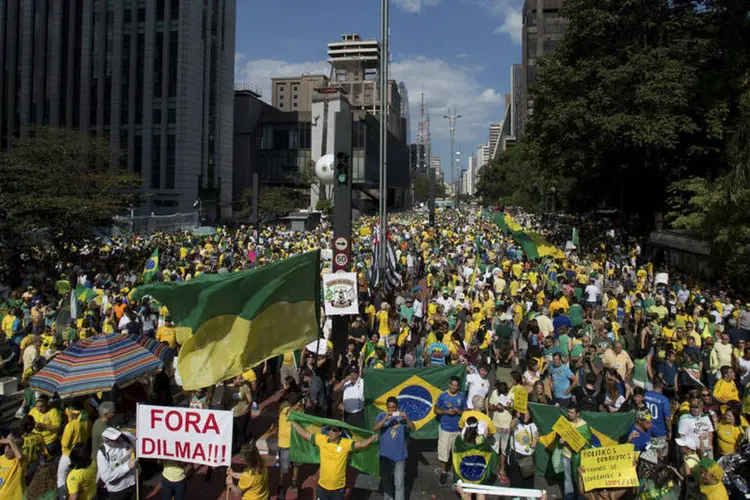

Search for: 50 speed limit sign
xmin=334 ymin=253 xmax=349 ymax=268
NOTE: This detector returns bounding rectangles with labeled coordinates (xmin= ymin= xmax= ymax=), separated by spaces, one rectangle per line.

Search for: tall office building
xmin=0 ymin=0 xmax=236 ymax=218
xmin=489 ymin=122 xmax=502 ymax=155
xmin=520 ymin=0 xmax=566 ymax=138
xmin=271 ymin=74 xmax=329 ymax=113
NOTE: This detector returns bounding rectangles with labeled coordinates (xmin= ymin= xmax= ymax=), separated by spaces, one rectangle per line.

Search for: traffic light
xmin=336 ymin=152 xmax=349 ymax=185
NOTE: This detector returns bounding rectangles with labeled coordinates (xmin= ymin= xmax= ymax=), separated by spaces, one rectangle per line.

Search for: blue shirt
xmin=628 ymin=424 xmax=652 ymax=452
xmin=644 ymin=391 xmax=671 ymax=437
xmin=552 ymin=316 xmax=572 ymax=336
xmin=549 ymin=363 xmax=574 ymax=400
xmin=435 ymin=391 xmax=466 ymax=432
xmin=375 ymin=412 xmax=409 ymax=462
xmin=658 ymin=361 xmax=678 ymax=387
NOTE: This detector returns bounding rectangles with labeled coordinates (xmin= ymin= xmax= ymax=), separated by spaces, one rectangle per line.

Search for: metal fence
xmin=111 ymin=212 xmax=200 ymax=235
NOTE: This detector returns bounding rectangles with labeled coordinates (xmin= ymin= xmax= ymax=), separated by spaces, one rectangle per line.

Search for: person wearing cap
xmin=628 ymin=407 xmax=653 ymax=453
xmin=96 ymin=427 xmax=137 ymax=499
xmin=290 ymin=419 xmax=377 ymax=500
xmin=678 ymin=398 xmax=714 ymax=458
xmin=696 ymin=457 xmax=729 ymax=499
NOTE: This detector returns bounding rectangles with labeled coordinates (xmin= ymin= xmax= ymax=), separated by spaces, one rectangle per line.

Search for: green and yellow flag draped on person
xmin=452 ymin=435 xmax=498 ymax=484
xmin=142 ymin=249 xmax=159 ymax=282
xmin=133 ymin=251 xmax=321 ymax=390
xmin=364 ymin=365 xmax=466 ymax=439
xmin=288 ymin=411 xmax=379 ymax=477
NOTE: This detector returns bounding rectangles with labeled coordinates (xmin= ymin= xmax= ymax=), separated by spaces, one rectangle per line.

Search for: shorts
xmin=492 ymin=430 xmax=512 ymax=455
xmin=438 ymin=428 xmax=460 ymax=463
xmin=279 ymin=447 xmax=294 ymax=474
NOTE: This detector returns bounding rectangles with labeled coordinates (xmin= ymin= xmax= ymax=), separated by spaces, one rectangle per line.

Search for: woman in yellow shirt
xmin=226 ymin=441 xmax=269 ymax=500
xmin=716 ymin=410 xmax=743 ymax=456
xmin=376 ymin=304 xmax=391 ymax=338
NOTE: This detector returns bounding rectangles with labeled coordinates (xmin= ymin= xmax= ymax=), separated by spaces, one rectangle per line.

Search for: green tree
xmin=523 ymin=0 xmax=749 ymax=223
xmin=413 ymin=172 xmax=445 ymax=203
xmin=0 ymin=127 xmax=141 ymax=280
xmin=239 ymin=186 xmax=309 ymax=221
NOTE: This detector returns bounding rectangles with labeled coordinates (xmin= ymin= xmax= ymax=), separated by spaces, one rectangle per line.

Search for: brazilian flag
xmin=75 ymin=286 xmax=100 ymax=304
xmin=142 ymin=249 xmax=159 ymax=283
xmin=362 ymin=340 xmax=378 ymax=368
xmin=452 ymin=435 xmax=498 ymax=484
xmin=363 ymin=365 xmax=466 ymax=439
xmin=288 ymin=411 xmax=379 ymax=477
xmin=529 ymin=403 xmax=633 ymax=479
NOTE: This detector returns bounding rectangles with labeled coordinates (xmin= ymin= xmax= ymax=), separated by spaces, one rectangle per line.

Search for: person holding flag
xmin=290 ymin=420 xmax=377 ymax=500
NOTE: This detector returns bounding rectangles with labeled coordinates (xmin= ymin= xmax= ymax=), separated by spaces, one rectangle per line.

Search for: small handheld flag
xmin=142 ymin=249 xmax=159 ymax=283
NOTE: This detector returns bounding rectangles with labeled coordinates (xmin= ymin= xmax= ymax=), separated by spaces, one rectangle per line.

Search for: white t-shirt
xmin=585 ymin=285 xmax=600 ymax=303
xmin=466 ymin=373 xmax=490 ymax=409
xmin=678 ymin=414 xmax=714 ymax=451
xmin=413 ymin=300 xmax=423 ymax=319
xmin=342 ymin=377 xmax=365 ymax=414
xmin=739 ymin=357 xmax=750 ymax=387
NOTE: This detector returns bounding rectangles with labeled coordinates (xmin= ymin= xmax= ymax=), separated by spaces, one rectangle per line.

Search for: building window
xmin=134 ymin=135 xmax=143 ymax=174
xmin=293 ymin=86 xmax=298 ymax=91
xmin=166 ymin=134 xmax=176 ymax=189
xmin=293 ymin=94 xmax=298 ymax=100
xmin=151 ymin=135 xmax=162 ymax=188
xmin=292 ymin=103 xmax=297 ymax=108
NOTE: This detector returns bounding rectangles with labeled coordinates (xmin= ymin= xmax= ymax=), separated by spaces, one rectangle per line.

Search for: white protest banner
xmin=323 ymin=272 xmax=359 ymax=316
xmin=136 ymin=404 xmax=233 ymax=467
xmin=655 ymin=273 xmax=669 ymax=285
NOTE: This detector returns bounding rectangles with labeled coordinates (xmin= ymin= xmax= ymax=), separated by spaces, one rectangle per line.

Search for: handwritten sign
xmin=552 ymin=416 xmax=586 ymax=452
xmin=136 ymin=404 xmax=233 ymax=467
xmin=580 ymin=444 xmax=638 ymax=492
xmin=513 ymin=386 xmax=528 ymax=414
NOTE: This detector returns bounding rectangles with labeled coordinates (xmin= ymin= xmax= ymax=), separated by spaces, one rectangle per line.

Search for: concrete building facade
xmin=271 ymin=74 xmax=329 ymax=113
xmin=0 ymin=0 xmax=235 ymax=218
xmin=520 ymin=0 xmax=566 ymax=138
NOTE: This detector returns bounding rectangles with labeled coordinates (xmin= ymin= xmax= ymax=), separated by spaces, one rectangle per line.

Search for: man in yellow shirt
xmin=713 ymin=366 xmax=740 ymax=413
xmin=290 ymin=420 xmax=377 ymax=498
xmin=58 ymin=401 xmax=92 ymax=491
xmin=0 ymin=434 xmax=25 ymax=500
xmin=66 ymin=443 xmax=97 ymax=500
xmin=28 ymin=395 xmax=61 ymax=456
xmin=156 ymin=317 xmax=178 ymax=349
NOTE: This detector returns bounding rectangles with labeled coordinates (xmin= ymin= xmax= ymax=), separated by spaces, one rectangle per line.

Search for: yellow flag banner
xmin=552 ymin=416 xmax=586 ymax=452
xmin=512 ymin=386 xmax=528 ymax=414
xmin=580 ymin=444 xmax=638 ymax=492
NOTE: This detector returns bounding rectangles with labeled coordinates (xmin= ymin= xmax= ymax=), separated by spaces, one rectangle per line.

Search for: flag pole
xmin=378 ymin=0 xmax=389 ymax=278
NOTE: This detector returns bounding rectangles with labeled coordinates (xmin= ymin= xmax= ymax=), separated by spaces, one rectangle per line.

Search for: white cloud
xmin=235 ymin=58 xmax=330 ymax=103
xmin=393 ymin=0 xmax=440 ymax=13
xmin=390 ymin=56 xmax=504 ymax=145
xmin=493 ymin=6 xmax=522 ymax=45
xmin=475 ymin=0 xmax=523 ymax=45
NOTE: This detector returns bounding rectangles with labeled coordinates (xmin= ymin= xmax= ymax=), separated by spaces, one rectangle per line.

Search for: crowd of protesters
xmin=0 ymin=208 xmax=744 ymax=499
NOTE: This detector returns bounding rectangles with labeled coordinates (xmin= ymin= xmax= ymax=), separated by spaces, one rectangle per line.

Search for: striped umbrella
xmin=30 ymin=332 xmax=164 ymax=398
xmin=128 ymin=334 xmax=175 ymax=364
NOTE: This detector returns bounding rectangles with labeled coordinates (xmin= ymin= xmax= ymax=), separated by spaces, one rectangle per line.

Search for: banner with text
xmin=323 ymin=273 xmax=359 ymax=316
xmin=580 ymin=444 xmax=638 ymax=492
xmin=552 ymin=416 xmax=586 ymax=452
xmin=136 ymin=404 xmax=233 ymax=467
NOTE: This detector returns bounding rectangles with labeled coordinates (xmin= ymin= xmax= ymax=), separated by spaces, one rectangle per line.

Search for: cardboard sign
xmin=513 ymin=386 xmax=528 ymax=414
xmin=552 ymin=416 xmax=587 ymax=452
xmin=580 ymin=443 xmax=638 ymax=492
xmin=136 ymin=404 xmax=233 ymax=467
xmin=323 ymin=272 xmax=359 ymax=316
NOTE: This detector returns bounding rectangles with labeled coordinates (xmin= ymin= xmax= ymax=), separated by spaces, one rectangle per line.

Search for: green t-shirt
xmin=633 ymin=358 xmax=649 ymax=383
xmin=557 ymin=334 xmax=570 ymax=357
xmin=569 ymin=304 xmax=584 ymax=327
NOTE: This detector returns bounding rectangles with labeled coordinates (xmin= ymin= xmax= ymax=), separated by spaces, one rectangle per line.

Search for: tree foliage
xmin=0 ymin=127 xmax=141 ymax=277
xmin=522 ymin=0 xmax=749 ymax=222
xmin=239 ymin=186 xmax=309 ymax=221
xmin=413 ymin=172 xmax=446 ymax=203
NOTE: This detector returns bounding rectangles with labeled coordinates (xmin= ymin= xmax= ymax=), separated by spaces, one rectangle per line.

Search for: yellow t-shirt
xmin=28 ymin=407 xmax=61 ymax=445
xmin=66 ymin=462 xmax=97 ymax=500
xmin=61 ymin=414 xmax=92 ymax=456
xmin=1 ymin=315 xmax=15 ymax=336
xmin=314 ymin=434 xmax=354 ymax=491
xmin=700 ymin=481 xmax=729 ymax=500
xmin=0 ymin=455 xmax=24 ymax=500
xmin=277 ymin=405 xmax=292 ymax=449
xmin=716 ymin=423 xmax=742 ymax=456
xmin=377 ymin=310 xmax=390 ymax=336
xmin=237 ymin=465 xmax=269 ymax=500
xmin=242 ymin=369 xmax=257 ymax=384
xmin=397 ymin=327 xmax=410 ymax=347
xmin=714 ymin=379 xmax=740 ymax=412
xmin=156 ymin=326 xmax=178 ymax=348
xmin=282 ymin=351 xmax=295 ymax=366
xmin=161 ymin=460 xmax=187 ymax=482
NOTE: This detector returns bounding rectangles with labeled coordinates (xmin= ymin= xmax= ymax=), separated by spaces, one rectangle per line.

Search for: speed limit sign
xmin=334 ymin=253 xmax=349 ymax=268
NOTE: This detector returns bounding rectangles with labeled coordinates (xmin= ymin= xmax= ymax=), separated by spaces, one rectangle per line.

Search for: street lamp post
xmin=379 ymin=0 xmax=390 ymax=272
xmin=443 ymin=108 xmax=461 ymax=209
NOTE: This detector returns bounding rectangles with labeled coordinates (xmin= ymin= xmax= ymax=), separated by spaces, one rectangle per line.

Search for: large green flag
xmin=452 ymin=435 xmax=498 ymax=485
xmin=133 ymin=251 xmax=321 ymax=390
xmin=494 ymin=212 xmax=510 ymax=234
xmin=529 ymin=403 xmax=634 ymax=478
xmin=288 ymin=411 xmax=379 ymax=477
xmin=364 ymin=365 xmax=466 ymax=439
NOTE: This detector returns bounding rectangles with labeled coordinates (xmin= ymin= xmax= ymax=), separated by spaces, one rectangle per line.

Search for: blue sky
xmin=234 ymin=0 xmax=523 ymax=181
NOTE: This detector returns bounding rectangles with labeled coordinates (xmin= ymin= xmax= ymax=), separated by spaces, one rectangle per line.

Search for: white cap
xmin=102 ymin=427 xmax=123 ymax=441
